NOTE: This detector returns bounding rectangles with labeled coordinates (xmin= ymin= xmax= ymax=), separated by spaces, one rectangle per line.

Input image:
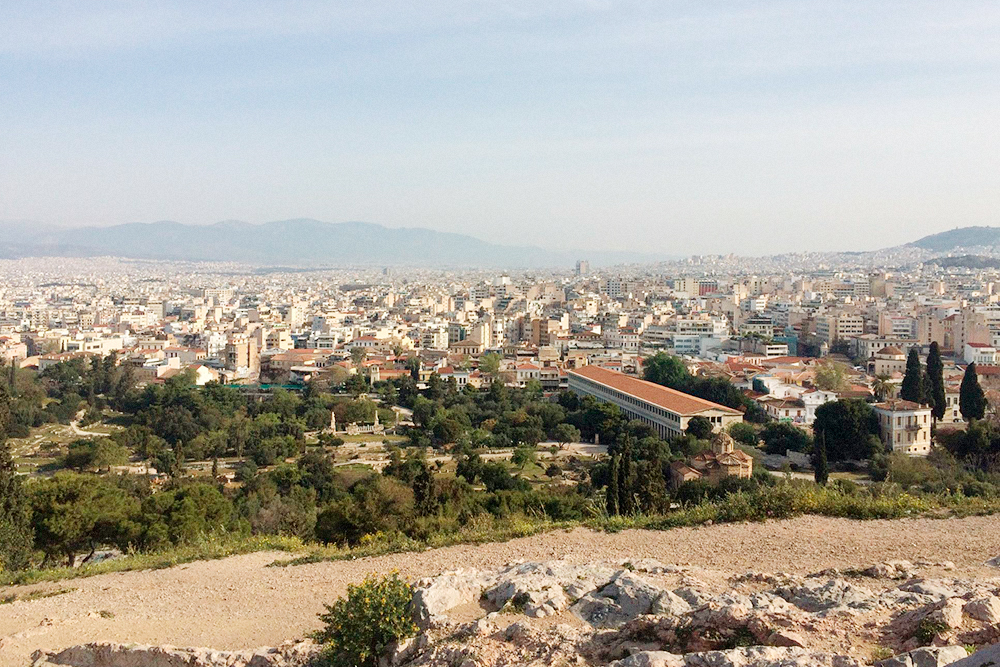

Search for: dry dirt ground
xmin=3 ymin=514 xmax=1000 ymax=667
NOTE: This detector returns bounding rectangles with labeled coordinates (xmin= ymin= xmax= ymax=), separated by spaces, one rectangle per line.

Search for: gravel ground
xmin=3 ymin=514 xmax=1000 ymax=667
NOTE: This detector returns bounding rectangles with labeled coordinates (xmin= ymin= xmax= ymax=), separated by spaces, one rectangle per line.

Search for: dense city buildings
xmin=4 ymin=253 xmax=998 ymax=459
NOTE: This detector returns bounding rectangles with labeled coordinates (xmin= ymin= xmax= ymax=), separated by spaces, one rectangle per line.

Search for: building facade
xmin=567 ymin=365 xmax=743 ymax=440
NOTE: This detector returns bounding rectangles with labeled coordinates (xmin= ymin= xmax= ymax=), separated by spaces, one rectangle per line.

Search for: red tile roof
xmin=568 ymin=365 xmax=742 ymax=417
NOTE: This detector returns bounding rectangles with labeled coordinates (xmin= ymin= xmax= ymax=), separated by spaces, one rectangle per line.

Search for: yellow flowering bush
xmin=314 ymin=571 xmax=417 ymax=667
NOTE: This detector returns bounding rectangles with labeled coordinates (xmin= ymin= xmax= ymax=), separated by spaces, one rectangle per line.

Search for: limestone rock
xmin=571 ymin=572 xmax=675 ymax=628
xmin=610 ymin=651 xmax=685 ymax=667
xmin=900 ymin=580 xmax=959 ymax=602
xmin=774 ymin=578 xmax=876 ymax=613
xmin=875 ymin=645 xmax=969 ymax=667
xmin=412 ymin=569 xmax=493 ymax=627
xmin=865 ymin=561 xmax=917 ymax=580
xmin=929 ymin=597 xmax=965 ymax=630
xmin=33 ymin=641 xmax=319 ymax=667
xmin=767 ymin=630 xmax=807 ymax=648
xmin=951 ymin=642 xmax=1000 ymax=666
xmin=964 ymin=595 xmax=1000 ymax=624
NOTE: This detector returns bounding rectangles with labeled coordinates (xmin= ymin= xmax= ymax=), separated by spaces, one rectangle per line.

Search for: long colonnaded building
xmin=567 ymin=365 xmax=743 ymax=439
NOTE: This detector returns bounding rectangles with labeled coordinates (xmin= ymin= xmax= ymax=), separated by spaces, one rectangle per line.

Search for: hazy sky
xmin=2 ymin=1 xmax=999 ymax=256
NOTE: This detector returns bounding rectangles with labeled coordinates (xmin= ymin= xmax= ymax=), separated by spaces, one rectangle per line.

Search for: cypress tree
xmin=926 ymin=342 xmax=946 ymax=421
xmin=960 ymin=362 xmax=988 ymax=421
xmin=606 ymin=455 xmax=620 ymax=516
xmin=413 ymin=462 xmax=438 ymax=517
xmin=900 ymin=348 xmax=924 ymax=404
xmin=616 ymin=436 xmax=636 ymax=516
xmin=813 ymin=431 xmax=829 ymax=486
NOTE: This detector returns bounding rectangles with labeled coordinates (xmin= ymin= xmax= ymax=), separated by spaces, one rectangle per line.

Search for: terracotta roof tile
xmin=568 ymin=365 xmax=742 ymax=417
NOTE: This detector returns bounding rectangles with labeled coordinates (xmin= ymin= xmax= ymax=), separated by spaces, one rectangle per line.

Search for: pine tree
xmin=900 ymin=348 xmax=924 ymax=404
xmin=960 ymin=362 xmax=988 ymax=421
xmin=813 ymin=431 xmax=829 ymax=486
xmin=926 ymin=342 xmax=946 ymax=421
xmin=0 ymin=431 xmax=33 ymax=571
xmin=606 ymin=455 xmax=620 ymax=516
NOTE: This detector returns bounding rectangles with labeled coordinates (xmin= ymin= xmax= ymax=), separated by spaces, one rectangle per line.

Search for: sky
xmin=2 ymin=1 xmax=1000 ymax=256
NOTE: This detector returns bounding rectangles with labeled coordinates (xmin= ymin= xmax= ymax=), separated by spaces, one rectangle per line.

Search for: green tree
xmin=759 ymin=422 xmax=811 ymax=455
xmin=872 ymin=374 xmax=894 ymax=401
xmin=511 ymin=446 xmax=536 ymax=470
xmin=0 ymin=440 xmax=33 ymax=571
xmin=349 ymin=347 xmax=368 ymax=367
xmin=900 ymin=348 xmax=924 ymax=404
xmin=813 ymin=431 xmax=829 ymax=486
xmin=813 ymin=399 xmax=881 ymax=461
xmin=814 ymin=360 xmax=848 ymax=391
xmin=685 ymin=416 xmax=714 ymax=440
xmin=727 ymin=422 xmax=758 ymax=448
xmin=30 ymin=473 xmax=140 ymax=566
xmin=478 ymin=353 xmax=502 ymax=379
xmin=412 ymin=462 xmax=437 ymax=517
xmin=606 ymin=454 xmax=621 ymax=516
xmin=90 ymin=439 xmax=130 ymax=471
xmin=344 ymin=373 xmax=368 ymax=397
xmin=642 ymin=352 xmax=689 ymax=388
xmin=552 ymin=423 xmax=581 ymax=448
xmin=960 ymin=362 xmax=988 ymax=421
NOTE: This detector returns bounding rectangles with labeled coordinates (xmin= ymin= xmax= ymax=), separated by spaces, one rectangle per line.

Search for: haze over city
xmin=4 ymin=2 xmax=1000 ymax=255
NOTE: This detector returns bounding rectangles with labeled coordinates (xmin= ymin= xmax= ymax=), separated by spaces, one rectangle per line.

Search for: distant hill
xmin=927 ymin=255 xmax=1000 ymax=270
xmin=908 ymin=227 xmax=1000 ymax=252
xmin=0 ymin=219 xmax=660 ymax=268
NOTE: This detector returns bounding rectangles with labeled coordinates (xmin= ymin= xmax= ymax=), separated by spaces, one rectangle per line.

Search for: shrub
xmin=314 ymin=572 xmax=417 ymax=667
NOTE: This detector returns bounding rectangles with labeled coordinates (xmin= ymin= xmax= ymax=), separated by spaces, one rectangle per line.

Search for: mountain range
xmin=906 ymin=226 xmax=1000 ymax=252
xmin=0 ymin=219 xmax=662 ymax=268
xmin=2 ymin=219 xmax=1000 ymax=268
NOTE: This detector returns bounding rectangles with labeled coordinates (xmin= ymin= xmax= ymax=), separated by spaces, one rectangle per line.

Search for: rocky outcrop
xmin=32 ymin=559 xmax=1000 ymax=667
xmin=874 ymin=646 xmax=969 ymax=667
xmin=31 ymin=642 xmax=318 ymax=667
xmin=611 ymin=647 xmax=867 ymax=667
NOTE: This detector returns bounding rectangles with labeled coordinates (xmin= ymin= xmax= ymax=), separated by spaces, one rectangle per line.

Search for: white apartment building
xmin=873 ymin=399 xmax=933 ymax=456
xmin=964 ymin=343 xmax=998 ymax=365
xmin=421 ymin=328 xmax=449 ymax=350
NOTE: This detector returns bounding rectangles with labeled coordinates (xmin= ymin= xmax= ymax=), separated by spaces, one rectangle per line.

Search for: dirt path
xmin=3 ymin=514 xmax=1000 ymax=667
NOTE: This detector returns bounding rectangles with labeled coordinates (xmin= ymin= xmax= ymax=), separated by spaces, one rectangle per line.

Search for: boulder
xmin=412 ymin=569 xmax=493 ymax=627
xmin=675 ymin=586 xmax=710 ymax=608
xmin=572 ymin=572 xmax=676 ymax=628
xmin=875 ymin=645 xmax=969 ymax=667
xmin=865 ymin=561 xmax=918 ymax=580
xmin=900 ymin=580 xmax=960 ymax=602
xmin=964 ymin=596 xmax=1000 ymax=624
xmin=481 ymin=560 xmax=617 ymax=617
xmin=767 ymin=630 xmax=807 ymax=648
xmin=683 ymin=646 xmax=865 ymax=666
xmin=951 ymin=642 xmax=1000 ymax=666
xmin=610 ymin=651 xmax=685 ymax=667
xmin=774 ymin=578 xmax=876 ymax=613
xmin=652 ymin=590 xmax=694 ymax=617
xmin=929 ymin=598 xmax=965 ymax=630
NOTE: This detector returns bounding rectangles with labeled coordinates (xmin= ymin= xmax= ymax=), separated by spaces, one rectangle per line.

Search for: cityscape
xmin=5 ymin=3 xmax=1000 ymax=667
